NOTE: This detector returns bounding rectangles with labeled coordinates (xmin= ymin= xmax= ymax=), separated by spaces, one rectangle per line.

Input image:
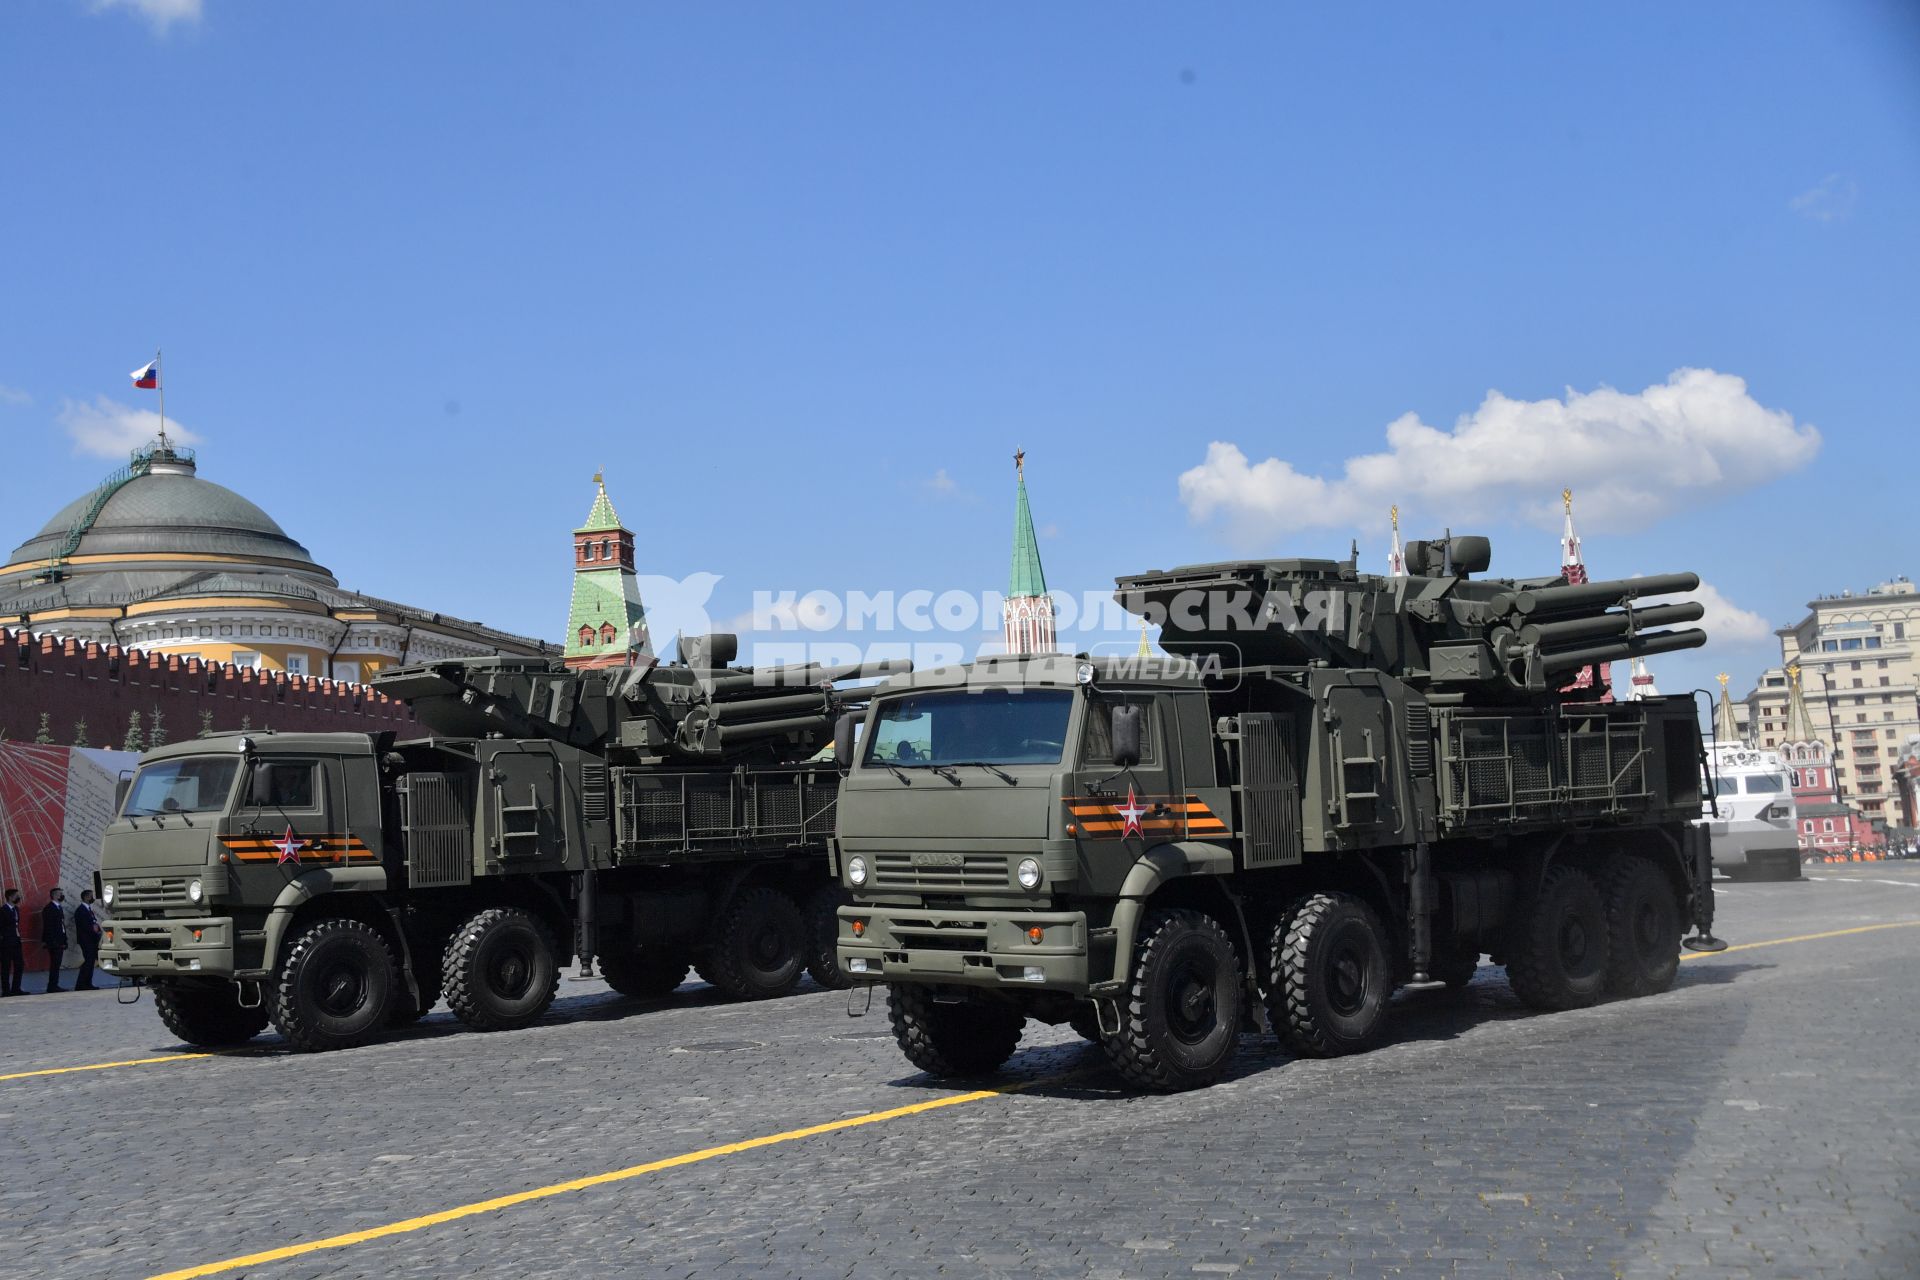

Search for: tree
xmin=123 ymin=710 xmax=145 ymax=753
xmin=239 ymin=715 xmax=252 ymax=732
xmin=149 ymin=705 xmax=168 ymax=747
xmin=33 ymin=712 xmax=52 ymax=745
xmin=197 ymin=708 xmax=215 ymax=739
xmin=72 ymin=719 xmax=90 ymax=748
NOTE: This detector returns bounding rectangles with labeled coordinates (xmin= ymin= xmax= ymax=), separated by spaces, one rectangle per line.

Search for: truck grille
xmin=110 ymin=879 xmax=190 ymax=912
xmin=871 ymin=854 xmax=1009 ymax=892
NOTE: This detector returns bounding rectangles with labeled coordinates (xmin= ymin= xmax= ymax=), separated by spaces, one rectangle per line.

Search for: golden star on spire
xmin=1563 ymin=487 xmax=1574 ymax=512
xmin=593 ymin=467 xmax=605 ymax=488
xmin=1717 ymin=672 xmax=1729 ymax=689
xmin=1014 ymin=448 xmax=1025 ymax=476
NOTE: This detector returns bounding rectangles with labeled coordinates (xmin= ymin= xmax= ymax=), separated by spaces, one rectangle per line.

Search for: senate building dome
xmin=0 ymin=440 xmax=553 ymax=682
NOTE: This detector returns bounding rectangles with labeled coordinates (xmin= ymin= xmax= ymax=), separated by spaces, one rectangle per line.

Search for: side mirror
xmin=833 ymin=713 xmax=857 ymax=773
xmin=248 ymin=761 xmax=274 ymax=807
xmin=113 ymin=773 xmax=133 ymax=816
xmin=1111 ymin=704 xmax=1143 ymax=769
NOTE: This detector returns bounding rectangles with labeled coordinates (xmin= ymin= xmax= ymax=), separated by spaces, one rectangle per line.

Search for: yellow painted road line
xmin=1681 ymin=919 xmax=1920 ymax=961
xmin=146 ymin=1081 xmax=1041 ymax=1280
xmin=0 ymin=1052 xmax=212 ymax=1083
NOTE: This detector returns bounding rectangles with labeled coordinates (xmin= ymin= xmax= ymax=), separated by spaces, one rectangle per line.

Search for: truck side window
xmin=260 ymin=763 xmax=317 ymax=810
xmin=1083 ymin=696 xmax=1156 ymax=765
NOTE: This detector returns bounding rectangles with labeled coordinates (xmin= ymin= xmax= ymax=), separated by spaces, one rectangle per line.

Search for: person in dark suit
xmin=73 ymin=889 xmax=103 ymax=992
xmin=0 ymin=888 xmax=24 ymax=996
xmin=40 ymin=888 xmax=69 ymax=994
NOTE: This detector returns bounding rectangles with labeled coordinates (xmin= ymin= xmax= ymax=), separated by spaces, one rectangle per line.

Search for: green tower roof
xmin=1009 ymin=460 xmax=1048 ymax=600
xmin=576 ymin=476 xmax=623 ymax=534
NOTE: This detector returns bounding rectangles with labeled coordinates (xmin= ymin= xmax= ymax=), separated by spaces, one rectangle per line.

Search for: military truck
xmin=835 ymin=537 xmax=1723 ymax=1091
xmin=98 ymin=637 xmax=902 ymax=1052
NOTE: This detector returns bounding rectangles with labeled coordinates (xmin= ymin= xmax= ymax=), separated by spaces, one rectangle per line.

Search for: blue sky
xmin=2 ymin=2 xmax=1916 ymax=698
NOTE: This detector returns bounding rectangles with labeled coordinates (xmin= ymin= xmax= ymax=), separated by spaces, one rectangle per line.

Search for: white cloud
xmin=90 ymin=0 xmax=203 ymax=31
xmin=1178 ymin=369 xmax=1820 ymax=546
xmin=926 ymin=469 xmax=957 ymax=494
xmin=0 ymin=384 xmax=30 ymax=406
xmin=1689 ymin=582 xmax=1773 ymax=646
xmin=58 ymin=396 xmax=203 ymax=459
xmin=1790 ymin=173 xmax=1858 ymax=223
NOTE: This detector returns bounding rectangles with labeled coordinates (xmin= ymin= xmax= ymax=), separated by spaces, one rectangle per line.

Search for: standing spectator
xmin=1 ymin=887 xmax=23 ymax=996
xmin=73 ymin=889 xmax=104 ymax=992
xmin=40 ymin=888 xmax=69 ymax=995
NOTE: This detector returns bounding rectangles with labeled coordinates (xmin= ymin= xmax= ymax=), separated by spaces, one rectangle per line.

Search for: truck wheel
xmin=152 ymin=981 xmax=271 ymax=1047
xmin=1104 ymin=908 xmax=1243 ymax=1092
xmin=804 ymin=884 xmax=853 ymax=990
xmin=442 ymin=907 xmax=561 ymax=1032
xmin=269 ymin=918 xmax=397 ymax=1053
xmin=600 ymin=948 xmax=689 ymax=999
xmin=887 ymin=983 xmax=1024 ymax=1076
xmin=387 ymin=960 xmax=444 ymax=1026
xmin=1505 ymin=865 xmax=1610 ymax=1011
xmin=1601 ymin=857 xmax=1681 ymax=998
xmin=1268 ymin=893 xmax=1391 ymax=1058
xmin=704 ymin=887 xmax=805 ymax=1000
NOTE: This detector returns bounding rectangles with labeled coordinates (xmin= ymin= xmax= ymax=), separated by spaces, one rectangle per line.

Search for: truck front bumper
xmin=100 ymin=917 xmax=237 ymax=979
xmin=836 ymin=904 xmax=1091 ymax=994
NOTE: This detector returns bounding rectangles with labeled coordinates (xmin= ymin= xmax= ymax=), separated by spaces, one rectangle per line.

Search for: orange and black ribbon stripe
xmin=220 ymin=834 xmax=374 ymax=864
xmin=1065 ymin=795 xmax=1230 ymax=838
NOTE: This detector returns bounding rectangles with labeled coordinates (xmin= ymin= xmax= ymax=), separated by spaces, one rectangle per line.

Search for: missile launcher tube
xmin=1517 ymin=600 xmax=1705 ymax=647
xmin=1537 ymin=626 xmax=1708 ymax=675
xmin=1489 ymin=572 xmax=1700 ymax=617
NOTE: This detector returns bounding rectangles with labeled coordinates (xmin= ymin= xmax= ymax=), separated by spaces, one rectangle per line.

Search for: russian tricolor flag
xmin=131 ymin=357 xmax=160 ymax=390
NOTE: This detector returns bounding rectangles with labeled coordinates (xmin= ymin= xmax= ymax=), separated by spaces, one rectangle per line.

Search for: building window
xmin=1823 ymin=819 xmax=1835 ymax=833
xmin=285 ymin=654 xmax=309 ymax=676
xmin=600 ymin=623 xmax=617 ymax=644
xmin=232 ymin=650 xmax=260 ymax=670
xmin=331 ymin=661 xmax=361 ymax=684
xmin=1804 ymin=820 xmax=1815 ymax=833
xmin=578 ymin=626 xmax=595 ymax=647
xmin=1897 ymin=623 xmax=1907 ymax=640
xmin=599 ymin=538 xmax=611 ymax=560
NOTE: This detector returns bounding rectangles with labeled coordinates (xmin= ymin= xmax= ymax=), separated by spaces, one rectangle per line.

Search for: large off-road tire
xmin=886 ymin=983 xmax=1024 ymax=1077
xmin=269 ymin=918 xmax=396 ymax=1053
xmin=804 ymin=884 xmax=853 ymax=990
xmin=1505 ymin=864 xmax=1610 ymax=1011
xmin=1104 ymin=908 xmax=1243 ymax=1092
xmin=600 ymin=947 xmax=690 ymax=999
xmin=152 ymin=980 xmax=271 ymax=1047
xmin=1268 ymin=893 xmax=1392 ymax=1058
xmin=1601 ymin=856 xmax=1682 ymax=998
xmin=442 ymin=907 xmax=561 ymax=1032
xmin=703 ymin=887 xmax=805 ymax=1000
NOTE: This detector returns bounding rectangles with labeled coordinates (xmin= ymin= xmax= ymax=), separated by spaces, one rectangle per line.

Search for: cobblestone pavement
xmin=3 ymin=865 xmax=1916 ymax=1280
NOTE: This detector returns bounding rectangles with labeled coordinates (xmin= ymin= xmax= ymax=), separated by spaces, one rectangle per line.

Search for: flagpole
xmin=156 ymin=349 xmax=167 ymax=450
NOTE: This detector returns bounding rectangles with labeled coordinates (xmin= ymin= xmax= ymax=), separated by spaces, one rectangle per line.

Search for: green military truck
xmin=98 ymin=638 xmax=900 ymax=1052
xmin=836 ymin=537 xmax=1723 ymax=1091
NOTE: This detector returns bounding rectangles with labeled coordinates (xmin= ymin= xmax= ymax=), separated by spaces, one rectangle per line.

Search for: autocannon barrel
xmin=706 ymin=657 xmax=913 ymax=698
xmin=1518 ymin=601 xmax=1706 ymax=648
xmin=1538 ymin=627 xmax=1708 ymax=674
xmin=715 ymin=714 xmax=835 ymax=745
xmin=1490 ymin=572 xmax=1700 ymax=617
xmin=708 ymin=690 xmax=841 ymax=722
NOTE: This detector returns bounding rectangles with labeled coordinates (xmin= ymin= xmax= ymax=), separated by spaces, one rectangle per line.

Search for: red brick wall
xmin=0 ymin=627 xmax=418 ymax=746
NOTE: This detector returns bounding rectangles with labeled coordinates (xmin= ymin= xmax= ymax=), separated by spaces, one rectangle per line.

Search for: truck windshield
xmin=864 ymin=689 xmax=1074 ymax=767
xmin=122 ymin=757 xmax=242 ymax=817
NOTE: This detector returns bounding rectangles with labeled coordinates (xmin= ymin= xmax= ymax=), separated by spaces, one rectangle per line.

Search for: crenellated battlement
xmin=0 ymin=626 xmax=416 ymax=743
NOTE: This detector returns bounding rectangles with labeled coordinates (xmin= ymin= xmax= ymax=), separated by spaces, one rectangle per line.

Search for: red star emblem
xmin=275 ymin=827 xmax=305 ymax=866
xmin=1116 ymin=787 xmax=1147 ymax=838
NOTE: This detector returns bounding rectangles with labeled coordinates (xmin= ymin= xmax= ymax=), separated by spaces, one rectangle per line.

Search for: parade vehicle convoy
xmin=97 ymin=637 xmax=902 ymax=1052
xmin=836 ymin=535 xmax=1725 ymax=1091
xmin=1698 ymin=742 xmax=1802 ymax=882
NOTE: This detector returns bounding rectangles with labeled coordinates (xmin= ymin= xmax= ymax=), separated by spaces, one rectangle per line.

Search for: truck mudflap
xmin=835 ymin=905 xmax=1091 ymax=992
xmin=1680 ymin=823 xmax=1728 ymax=953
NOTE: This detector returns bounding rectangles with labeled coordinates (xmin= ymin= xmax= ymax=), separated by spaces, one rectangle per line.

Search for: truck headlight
xmin=847 ymin=856 xmax=868 ymax=887
xmin=101 ymin=884 xmax=115 ymax=906
xmin=186 ymin=878 xmax=204 ymax=904
xmin=1017 ymin=858 xmax=1042 ymax=889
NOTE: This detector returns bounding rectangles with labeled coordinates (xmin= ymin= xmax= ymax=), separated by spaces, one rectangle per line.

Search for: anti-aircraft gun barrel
xmin=1490 ymin=572 xmax=1699 ymax=617
xmin=1517 ymin=601 xmax=1705 ymax=648
xmin=705 ymin=657 xmax=913 ymax=698
xmin=1538 ymin=626 xmax=1708 ymax=675
xmin=716 ymin=714 xmax=839 ymax=746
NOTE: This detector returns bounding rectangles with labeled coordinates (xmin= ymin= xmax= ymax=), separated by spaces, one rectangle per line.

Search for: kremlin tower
xmin=1002 ymin=450 xmax=1056 ymax=655
xmin=1558 ymin=489 xmax=1613 ymax=702
xmin=1386 ymin=505 xmax=1406 ymax=577
xmin=563 ymin=472 xmax=652 ymax=670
